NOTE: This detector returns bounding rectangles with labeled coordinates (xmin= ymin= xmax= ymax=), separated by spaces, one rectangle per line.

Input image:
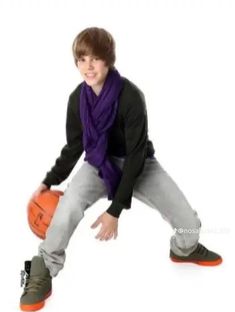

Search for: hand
xmin=30 ymin=183 xmax=48 ymax=200
xmin=90 ymin=212 xmax=118 ymax=241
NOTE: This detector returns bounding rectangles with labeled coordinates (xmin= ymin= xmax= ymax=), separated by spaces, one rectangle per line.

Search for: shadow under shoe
xmin=20 ymin=256 xmax=52 ymax=311
xmin=170 ymin=243 xmax=222 ymax=266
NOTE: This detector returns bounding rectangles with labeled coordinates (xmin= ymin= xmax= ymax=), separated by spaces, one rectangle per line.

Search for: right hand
xmin=30 ymin=183 xmax=48 ymax=200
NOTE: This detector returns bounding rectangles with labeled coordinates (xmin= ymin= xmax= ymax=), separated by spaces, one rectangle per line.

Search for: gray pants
xmin=38 ymin=156 xmax=201 ymax=277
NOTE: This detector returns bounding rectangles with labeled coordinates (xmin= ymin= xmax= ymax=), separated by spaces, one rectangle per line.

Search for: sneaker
xmin=170 ymin=243 xmax=223 ymax=266
xmin=20 ymin=256 xmax=52 ymax=311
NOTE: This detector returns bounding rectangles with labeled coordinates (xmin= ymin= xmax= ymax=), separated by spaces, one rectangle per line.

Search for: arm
xmin=106 ymin=90 xmax=148 ymax=218
xmin=42 ymin=94 xmax=84 ymax=187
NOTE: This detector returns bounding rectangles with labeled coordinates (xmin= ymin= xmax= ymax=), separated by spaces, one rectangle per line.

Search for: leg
xmin=38 ymin=161 xmax=107 ymax=277
xmin=133 ymin=157 xmax=202 ymax=256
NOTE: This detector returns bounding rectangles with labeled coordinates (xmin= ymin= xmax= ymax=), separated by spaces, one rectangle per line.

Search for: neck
xmin=91 ymin=83 xmax=104 ymax=96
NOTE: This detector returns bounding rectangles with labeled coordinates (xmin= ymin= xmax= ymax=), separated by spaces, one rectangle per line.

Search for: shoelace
xmin=21 ymin=270 xmax=48 ymax=293
xmin=196 ymin=244 xmax=209 ymax=256
xmin=24 ymin=276 xmax=48 ymax=293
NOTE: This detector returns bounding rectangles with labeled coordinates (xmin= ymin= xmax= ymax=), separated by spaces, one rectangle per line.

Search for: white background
xmin=0 ymin=0 xmax=234 ymax=311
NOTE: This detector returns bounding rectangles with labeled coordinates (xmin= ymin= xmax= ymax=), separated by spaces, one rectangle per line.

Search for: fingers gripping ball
xmin=27 ymin=190 xmax=64 ymax=239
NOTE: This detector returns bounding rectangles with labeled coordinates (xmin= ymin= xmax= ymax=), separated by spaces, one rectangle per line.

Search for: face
xmin=76 ymin=55 xmax=109 ymax=96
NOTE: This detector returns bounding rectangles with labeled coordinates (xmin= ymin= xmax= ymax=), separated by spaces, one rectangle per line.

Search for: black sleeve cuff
xmin=106 ymin=201 xmax=126 ymax=218
xmin=42 ymin=171 xmax=62 ymax=189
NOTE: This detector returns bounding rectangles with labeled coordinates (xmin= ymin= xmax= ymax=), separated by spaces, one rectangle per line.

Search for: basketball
xmin=27 ymin=190 xmax=64 ymax=239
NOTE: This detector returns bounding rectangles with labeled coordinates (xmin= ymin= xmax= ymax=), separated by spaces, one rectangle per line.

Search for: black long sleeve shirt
xmin=42 ymin=77 xmax=155 ymax=218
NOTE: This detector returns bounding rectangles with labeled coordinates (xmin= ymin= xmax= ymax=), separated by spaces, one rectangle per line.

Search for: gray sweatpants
xmin=38 ymin=156 xmax=201 ymax=277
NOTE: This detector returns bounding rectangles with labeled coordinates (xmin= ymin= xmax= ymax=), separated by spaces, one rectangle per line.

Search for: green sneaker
xmin=170 ymin=243 xmax=223 ymax=266
xmin=20 ymin=256 xmax=52 ymax=311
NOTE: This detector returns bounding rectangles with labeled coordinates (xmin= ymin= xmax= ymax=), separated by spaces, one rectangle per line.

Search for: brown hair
xmin=72 ymin=27 xmax=116 ymax=69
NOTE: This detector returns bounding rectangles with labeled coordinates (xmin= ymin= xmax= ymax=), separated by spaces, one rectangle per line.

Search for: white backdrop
xmin=0 ymin=0 xmax=234 ymax=311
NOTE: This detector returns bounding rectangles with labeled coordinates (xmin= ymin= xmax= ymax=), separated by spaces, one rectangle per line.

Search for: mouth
xmin=85 ymin=73 xmax=96 ymax=79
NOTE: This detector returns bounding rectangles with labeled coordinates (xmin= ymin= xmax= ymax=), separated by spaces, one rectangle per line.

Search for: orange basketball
xmin=27 ymin=189 xmax=64 ymax=239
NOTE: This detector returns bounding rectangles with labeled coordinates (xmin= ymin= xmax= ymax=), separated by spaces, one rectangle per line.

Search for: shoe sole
xmin=20 ymin=290 xmax=52 ymax=311
xmin=170 ymin=256 xmax=223 ymax=266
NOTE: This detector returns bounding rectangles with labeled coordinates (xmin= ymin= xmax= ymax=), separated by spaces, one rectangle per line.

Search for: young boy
xmin=20 ymin=27 xmax=222 ymax=311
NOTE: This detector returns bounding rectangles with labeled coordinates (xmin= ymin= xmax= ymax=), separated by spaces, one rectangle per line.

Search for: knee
xmin=50 ymin=195 xmax=85 ymax=228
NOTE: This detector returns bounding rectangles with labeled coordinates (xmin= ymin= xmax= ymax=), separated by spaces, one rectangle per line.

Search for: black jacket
xmin=42 ymin=77 xmax=155 ymax=217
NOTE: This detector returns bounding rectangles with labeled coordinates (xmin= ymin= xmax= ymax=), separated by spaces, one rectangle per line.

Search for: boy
xmin=20 ymin=27 xmax=222 ymax=311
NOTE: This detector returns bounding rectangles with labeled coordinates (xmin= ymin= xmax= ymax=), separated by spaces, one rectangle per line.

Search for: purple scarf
xmin=80 ymin=68 xmax=124 ymax=200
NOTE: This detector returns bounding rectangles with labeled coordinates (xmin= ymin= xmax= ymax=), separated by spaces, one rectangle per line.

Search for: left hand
xmin=90 ymin=212 xmax=118 ymax=241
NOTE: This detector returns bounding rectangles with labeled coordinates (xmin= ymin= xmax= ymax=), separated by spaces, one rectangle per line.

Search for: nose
xmin=87 ymin=59 xmax=94 ymax=69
